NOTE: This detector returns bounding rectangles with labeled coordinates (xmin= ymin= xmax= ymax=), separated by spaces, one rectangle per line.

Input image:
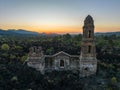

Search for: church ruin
xmin=26 ymin=15 xmax=97 ymax=77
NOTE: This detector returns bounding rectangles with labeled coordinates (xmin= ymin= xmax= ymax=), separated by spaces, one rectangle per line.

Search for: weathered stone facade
xmin=26 ymin=15 xmax=97 ymax=77
xmin=80 ymin=15 xmax=97 ymax=77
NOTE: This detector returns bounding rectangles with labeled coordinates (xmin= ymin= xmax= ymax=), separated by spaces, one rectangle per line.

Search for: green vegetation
xmin=1 ymin=43 xmax=10 ymax=51
xmin=111 ymin=77 xmax=117 ymax=84
xmin=0 ymin=34 xmax=120 ymax=90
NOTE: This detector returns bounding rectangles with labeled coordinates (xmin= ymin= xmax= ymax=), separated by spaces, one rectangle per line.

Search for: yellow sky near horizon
xmin=0 ymin=24 xmax=119 ymax=34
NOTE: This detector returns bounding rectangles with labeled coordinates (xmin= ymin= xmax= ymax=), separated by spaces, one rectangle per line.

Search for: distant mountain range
xmin=0 ymin=29 xmax=120 ymax=36
xmin=0 ymin=29 xmax=58 ymax=36
xmin=95 ymin=32 xmax=120 ymax=36
xmin=0 ymin=29 xmax=39 ymax=35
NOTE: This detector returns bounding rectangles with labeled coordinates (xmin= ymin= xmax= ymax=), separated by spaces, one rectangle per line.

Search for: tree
xmin=15 ymin=45 xmax=23 ymax=50
xmin=46 ymin=47 xmax=54 ymax=55
xmin=111 ymin=77 xmax=117 ymax=84
xmin=21 ymin=55 xmax=28 ymax=63
xmin=10 ymin=54 xmax=16 ymax=60
xmin=1 ymin=43 xmax=10 ymax=51
xmin=73 ymin=34 xmax=82 ymax=41
xmin=63 ymin=33 xmax=71 ymax=40
xmin=11 ymin=76 xmax=18 ymax=81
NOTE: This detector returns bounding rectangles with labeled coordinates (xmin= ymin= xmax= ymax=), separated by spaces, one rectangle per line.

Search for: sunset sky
xmin=0 ymin=0 xmax=120 ymax=34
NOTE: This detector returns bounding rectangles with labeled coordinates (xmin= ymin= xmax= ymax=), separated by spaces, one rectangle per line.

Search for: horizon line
xmin=0 ymin=28 xmax=120 ymax=34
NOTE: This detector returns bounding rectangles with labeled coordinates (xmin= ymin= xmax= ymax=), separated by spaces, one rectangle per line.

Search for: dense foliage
xmin=0 ymin=34 xmax=120 ymax=90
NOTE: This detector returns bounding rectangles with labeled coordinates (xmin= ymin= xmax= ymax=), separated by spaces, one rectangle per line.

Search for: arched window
xmin=60 ymin=60 xmax=64 ymax=67
xmin=88 ymin=30 xmax=91 ymax=38
xmin=88 ymin=45 xmax=91 ymax=53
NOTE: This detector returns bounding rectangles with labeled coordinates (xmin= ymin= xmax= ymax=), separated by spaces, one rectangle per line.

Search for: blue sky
xmin=0 ymin=0 xmax=120 ymax=33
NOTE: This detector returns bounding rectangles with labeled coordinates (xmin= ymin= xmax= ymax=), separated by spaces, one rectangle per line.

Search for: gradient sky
xmin=0 ymin=0 xmax=120 ymax=34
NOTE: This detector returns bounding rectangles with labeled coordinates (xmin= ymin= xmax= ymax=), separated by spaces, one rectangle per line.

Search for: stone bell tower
xmin=80 ymin=15 xmax=97 ymax=77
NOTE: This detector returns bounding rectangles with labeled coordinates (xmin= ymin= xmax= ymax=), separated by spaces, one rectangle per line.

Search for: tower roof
xmin=85 ymin=15 xmax=93 ymax=21
xmin=84 ymin=15 xmax=94 ymax=24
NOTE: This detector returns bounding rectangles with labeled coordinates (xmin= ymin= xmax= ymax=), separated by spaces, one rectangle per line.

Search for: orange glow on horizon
xmin=0 ymin=24 xmax=120 ymax=34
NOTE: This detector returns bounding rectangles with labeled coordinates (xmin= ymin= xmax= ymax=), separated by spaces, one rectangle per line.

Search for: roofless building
xmin=26 ymin=15 xmax=97 ymax=77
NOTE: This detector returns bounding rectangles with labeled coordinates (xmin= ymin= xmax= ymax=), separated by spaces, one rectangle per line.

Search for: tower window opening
xmin=33 ymin=47 xmax=36 ymax=52
xmin=88 ymin=30 xmax=91 ymax=38
xmin=84 ymin=67 xmax=89 ymax=71
xmin=60 ymin=60 xmax=64 ymax=67
xmin=88 ymin=45 xmax=91 ymax=53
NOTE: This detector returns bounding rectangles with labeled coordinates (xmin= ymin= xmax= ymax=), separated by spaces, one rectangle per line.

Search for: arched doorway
xmin=60 ymin=60 xmax=64 ymax=67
